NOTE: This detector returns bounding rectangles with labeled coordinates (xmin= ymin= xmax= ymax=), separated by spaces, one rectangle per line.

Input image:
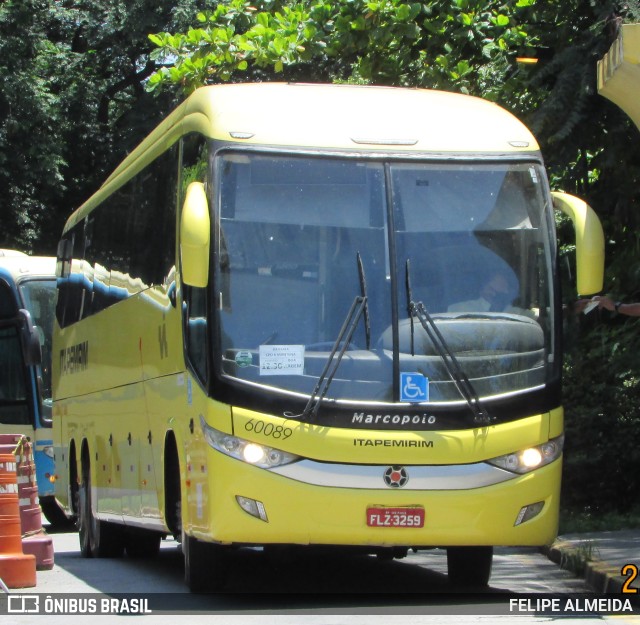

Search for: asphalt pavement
xmin=3 ymin=521 xmax=640 ymax=599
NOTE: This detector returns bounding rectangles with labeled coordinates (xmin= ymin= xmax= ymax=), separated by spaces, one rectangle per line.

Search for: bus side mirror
xmin=56 ymin=238 xmax=72 ymax=279
xmin=180 ymin=182 xmax=211 ymax=288
xmin=552 ymin=191 xmax=605 ymax=296
xmin=18 ymin=308 xmax=42 ymax=366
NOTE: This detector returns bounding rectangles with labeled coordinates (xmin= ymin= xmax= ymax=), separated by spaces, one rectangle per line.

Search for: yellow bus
xmin=52 ymin=83 xmax=604 ymax=591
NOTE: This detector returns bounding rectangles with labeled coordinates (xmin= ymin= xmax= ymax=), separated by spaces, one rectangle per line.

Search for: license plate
xmin=366 ymin=506 xmax=425 ymax=528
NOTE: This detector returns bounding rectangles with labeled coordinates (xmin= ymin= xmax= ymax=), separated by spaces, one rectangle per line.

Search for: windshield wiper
xmin=357 ymin=251 xmax=371 ymax=350
xmin=287 ymin=294 xmax=368 ymax=422
xmin=286 ymin=253 xmax=370 ymax=422
xmin=405 ymin=261 xmax=493 ymax=426
xmin=405 ymin=259 xmax=416 ymax=356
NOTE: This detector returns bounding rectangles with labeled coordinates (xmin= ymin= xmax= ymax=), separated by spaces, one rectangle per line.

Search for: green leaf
xmin=456 ymin=59 xmax=471 ymax=75
xmin=237 ymin=39 xmax=257 ymax=51
xmin=396 ymin=5 xmax=411 ymax=21
xmin=148 ymin=33 xmax=164 ymax=47
xmin=409 ymin=4 xmax=422 ymax=20
xmin=272 ymin=36 xmax=285 ymax=55
xmin=147 ymin=72 xmax=162 ymax=85
xmin=352 ymin=16 xmax=366 ymax=31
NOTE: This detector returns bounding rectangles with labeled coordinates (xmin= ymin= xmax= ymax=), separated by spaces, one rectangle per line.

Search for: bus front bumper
xmin=184 ymin=450 xmax=561 ymax=548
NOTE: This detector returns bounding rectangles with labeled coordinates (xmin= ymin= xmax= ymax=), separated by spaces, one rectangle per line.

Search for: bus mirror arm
xmin=180 ymin=182 xmax=211 ymax=288
xmin=17 ymin=308 xmax=42 ymax=367
xmin=168 ymin=281 xmax=177 ymax=308
xmin=551 ymin=191 xmax=605 ymax=296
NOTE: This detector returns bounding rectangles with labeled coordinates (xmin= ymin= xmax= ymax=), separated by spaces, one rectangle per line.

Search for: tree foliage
xmin=0 ymin=0 xmax=66 ymax=248
xmin=0 ymin=0 xmax=207 ymax=251
xmin=146 ymin=0 xmax=535 ymax=96
xmin=563 ymin=314 xmax=640 ymax=515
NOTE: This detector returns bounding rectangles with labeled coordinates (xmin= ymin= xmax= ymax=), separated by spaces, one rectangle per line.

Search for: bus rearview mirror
xmin=180 ymin=182 xmax=211 ymax=288
xmin=18 ymin=308 xmax=42 ymax=367
xmin=56 ymin=238 xmax=73 ymax=279
xmin=551 ymin=191 xmax=605 ymax=296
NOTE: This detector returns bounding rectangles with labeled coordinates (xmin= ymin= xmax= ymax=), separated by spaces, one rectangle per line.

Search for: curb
xmin=544 ymin=541 xmax=639 ymax=601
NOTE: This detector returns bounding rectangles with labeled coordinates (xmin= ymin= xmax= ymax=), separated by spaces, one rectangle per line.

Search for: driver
xmin=448 ymin=271 xmax=516 ymax=313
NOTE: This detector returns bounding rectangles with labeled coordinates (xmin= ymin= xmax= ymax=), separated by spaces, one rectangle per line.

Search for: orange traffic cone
xmin=11 ymin=437 xmax=54 ymax=570
xmin=0 ymin=451 xmax=36 ymax=588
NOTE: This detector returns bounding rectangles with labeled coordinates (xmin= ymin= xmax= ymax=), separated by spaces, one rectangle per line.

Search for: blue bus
xmin=0 ymin=250 xmax=65 ymax=525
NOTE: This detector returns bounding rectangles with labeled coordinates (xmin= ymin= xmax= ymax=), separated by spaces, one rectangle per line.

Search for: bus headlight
xmin=200 ymin=416 xmax=300 ymax=469
xmin=487 ymin=435 xmax=564 ymax=474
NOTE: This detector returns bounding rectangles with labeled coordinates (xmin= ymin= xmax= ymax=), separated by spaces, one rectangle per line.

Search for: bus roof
xmin=66 ymin=83 xmax=540 ymax=230
xmin=0 ymin=255 xmax=57 ymax=283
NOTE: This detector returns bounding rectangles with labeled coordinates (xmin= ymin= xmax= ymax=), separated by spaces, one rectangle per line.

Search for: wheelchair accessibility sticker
xmin=400 ymin=372 xmax=429 ymax=403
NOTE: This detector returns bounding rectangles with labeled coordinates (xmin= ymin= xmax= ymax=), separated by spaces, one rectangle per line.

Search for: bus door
xmin=17 ymin=276 xmax=57 ymax=497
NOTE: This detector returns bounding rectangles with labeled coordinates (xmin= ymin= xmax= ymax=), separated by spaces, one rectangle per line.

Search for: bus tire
xmin=125 ymin=531 xmax=162 ymax=558
xmin=78 ymin=450 xmax=124 ymax=558
xmin=77 ymin=469 xmax=92 ymax=557
xmin=164 ymin=434 xmax=181 ymax=540
xmin=446 ymin=546 xmax=493 ymax=587
xmin=40 ymin=497 xmax=74 ymax=529
xmin=183 ymin=532 xmax=229 ymax=592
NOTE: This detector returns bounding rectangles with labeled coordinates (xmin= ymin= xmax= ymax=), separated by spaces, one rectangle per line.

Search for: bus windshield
xmin=215 ymin=153 xmax=556 ymax=405
xmin=18 ymin=279 xmax=57 ymax=412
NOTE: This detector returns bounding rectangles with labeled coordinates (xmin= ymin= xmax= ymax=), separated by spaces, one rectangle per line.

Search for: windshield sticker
xmin=235 ymin=351 xmax=253 ymax=368
xmin=400 ymin=372 xmax=429 ymax=403
xmin=259 ymin=345 xmax=305 ymax=376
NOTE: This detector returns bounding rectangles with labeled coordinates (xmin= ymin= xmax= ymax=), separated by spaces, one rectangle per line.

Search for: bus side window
xmin=185 ymin=286 xmax=208 ymax=384
xmin=55 ymin=223 xmax=86 ymax=328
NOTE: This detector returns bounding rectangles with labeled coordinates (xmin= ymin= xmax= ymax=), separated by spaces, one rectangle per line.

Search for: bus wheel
xmin=77 ymin=469 xmax=92 ymax=557
xmin=40 ymin=498 xmax=74 ymax=530
xmin=78 ymin=454 xmax=124 ymax=558
xmin=446 ymin=546 xmax=493 ymax=587
xmin=125 ymin=531 xmax=162 ymax=558
xmin=183 ymin=532 xmax=229 ymax=592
